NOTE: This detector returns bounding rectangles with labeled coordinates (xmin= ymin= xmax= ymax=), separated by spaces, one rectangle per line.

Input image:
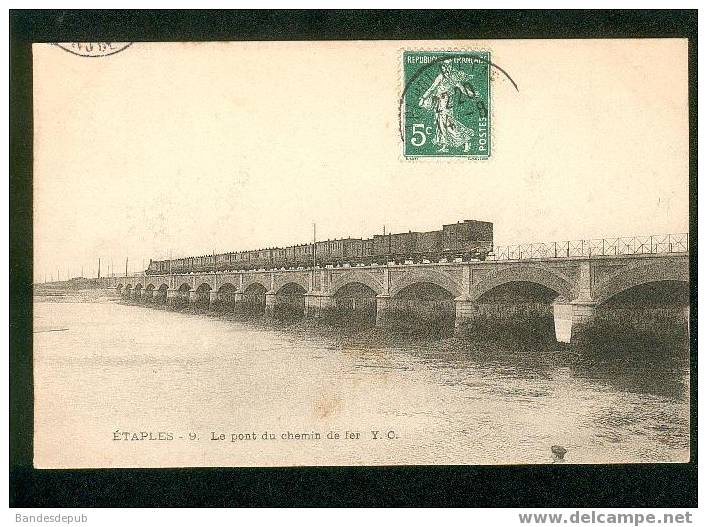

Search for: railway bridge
xmin=114 ymin=235 xmax=690 ymax=344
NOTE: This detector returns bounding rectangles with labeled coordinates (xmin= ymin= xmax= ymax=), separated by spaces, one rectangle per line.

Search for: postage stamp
xmin=402 ymin=51 xmax=491 ymax=159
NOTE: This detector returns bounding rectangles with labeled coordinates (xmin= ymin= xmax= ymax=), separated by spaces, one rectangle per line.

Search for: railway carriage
xmin=144 ymin=219 xmax=493 ymax=275
xmin=442 ymin=220 xmax=494 ymax=259
xmin=293 ymin=244 xmax=313 ymax=268
xmin=215 ymin=253 xmax=231 ymax=271
xmin=361 ymin=239 xmax=374 ymax=263
xmin=415 ymin=230 xmax=444 ymax=260
xmin=272 ymin=247 xmax=287 ymax=269
xmin=343 ymin=238 xmax=364 ymax=262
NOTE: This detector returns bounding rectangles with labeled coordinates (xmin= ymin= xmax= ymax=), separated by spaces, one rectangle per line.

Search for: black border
xmin=10 ymin=10 xmax=698 ymax=508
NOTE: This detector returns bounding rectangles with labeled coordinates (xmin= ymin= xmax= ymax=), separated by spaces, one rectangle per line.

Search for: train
xmin=146 ymin=219 xmax=494 ymax=275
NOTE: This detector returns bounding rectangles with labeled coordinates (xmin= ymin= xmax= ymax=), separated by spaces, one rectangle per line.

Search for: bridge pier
xmin=209 ymin=291 xmax=219 ymax=309
xmin=166 ymin=288 xmax=179 ymax=306
xmin=553 ymin=300 xmax=597 ymax=344
xmin=264 ymin=290 xmax=276 ymax=319
xmin=375 ymin=294 xmax=391 ymax=327
xmin=233 ymin=290 xmax=247 ymax=313
xmin=453 ymin=294 xmax=476 ymax=336
xmin=304 ymin=292 xmax=333 ymax=318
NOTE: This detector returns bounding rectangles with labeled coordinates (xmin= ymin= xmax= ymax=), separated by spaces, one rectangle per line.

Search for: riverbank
xmin=33 ymin=285 xmax=120 ymax=303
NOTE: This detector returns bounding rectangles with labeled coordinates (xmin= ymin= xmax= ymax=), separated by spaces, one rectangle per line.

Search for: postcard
xmin=32 ymin=39 xmax=689 ymax=468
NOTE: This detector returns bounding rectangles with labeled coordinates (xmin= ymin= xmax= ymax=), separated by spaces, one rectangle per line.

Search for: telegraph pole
xmin=98 ymin=258 xmax=101 ymax=279
xmin=125 ymin=257 xmax=128 ymax=277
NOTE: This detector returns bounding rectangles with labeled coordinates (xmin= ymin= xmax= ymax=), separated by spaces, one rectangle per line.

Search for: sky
xmin=32 ymin=39 xmax=689 ymax=281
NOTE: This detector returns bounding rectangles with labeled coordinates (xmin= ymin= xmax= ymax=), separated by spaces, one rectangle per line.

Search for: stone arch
xmin=154 ymin=283 xmax=168 ymax=304
xmin=595 ymin=259 xmax=689 ymax=305
xmin=332 ymin=282 xmax=378 ymax=320
xmin=276 ymin=282 xmax=307 ymax=295
xmin=242 ymin=274 xmax=270 ymax=292
xmin=216 ymin=282 xmax=237 ymax=309
xmin=385 ymin=275 xmax=457 ymax=337
xmin=171 ymin=282 xmax=191 ymax=307
xmin=193 ymin=282 xmax=211 ymax=308
xmin=329 ymin=270 xmax=384 ymax=297
xmin=469 ymin=264 xmax=574 ymax=302
xmin=217 ymin=282 xmax=237 ymax=295
xmin=244 ymin=282 xmax=267 ymax=294
xmin=144 ymin=283 xmax=155 ymax=302
xmin=389 ymin=269 xmax=461 ymax=298
xmin=242 ymin=282 xmax=267 ymax=314
xmin=273 ymin=280 xmax=307 ymax=295
xmin=333 ymin=282 xmax=379 ymax=298
xmin=273 ymin=273 xmax=309 ymax=294
xmin=195 ymin=282 xmax=212 ymax=293
xmin=274 ymin=282 xmax=306 ymax=318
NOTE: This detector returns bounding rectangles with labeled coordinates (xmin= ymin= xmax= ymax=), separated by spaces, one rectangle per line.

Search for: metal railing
xmin=489 ymin=233 xmax=689 ymax=261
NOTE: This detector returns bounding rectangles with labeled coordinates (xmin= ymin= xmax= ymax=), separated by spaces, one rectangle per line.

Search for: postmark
xmin=55 ymin=42 xmax=133 ymax=58
xmin=401 ymin=51 xmax=491 ymax=159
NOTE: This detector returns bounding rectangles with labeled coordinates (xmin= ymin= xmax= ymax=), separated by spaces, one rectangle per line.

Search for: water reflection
xmin=336 ymin=328 xmax=689 ymax=401
xmin=331 ymin=328 xmax=690 ymax=462
xmin=33 ymin=300 xmax=690 ymax=466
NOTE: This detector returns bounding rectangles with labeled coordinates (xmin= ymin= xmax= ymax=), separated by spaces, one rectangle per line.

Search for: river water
xmin=33 ymin=299 xmax=690 ymax=468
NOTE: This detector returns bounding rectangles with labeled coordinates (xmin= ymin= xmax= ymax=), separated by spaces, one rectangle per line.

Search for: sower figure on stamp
xmin=418 ymin=61 xmax=476 ymax=153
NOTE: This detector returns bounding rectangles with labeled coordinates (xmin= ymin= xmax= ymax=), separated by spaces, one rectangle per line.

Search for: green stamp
xmin=402 ymin=51 xmax=491 ymax=158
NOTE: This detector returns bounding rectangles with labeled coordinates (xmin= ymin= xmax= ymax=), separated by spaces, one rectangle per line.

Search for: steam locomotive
xmin=146 ymin=219 xmax=493 ymax=275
